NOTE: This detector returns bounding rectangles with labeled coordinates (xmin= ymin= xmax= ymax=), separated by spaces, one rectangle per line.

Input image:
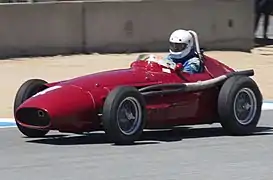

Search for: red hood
xmin=58 ymin=67 xmax=158 ymax=91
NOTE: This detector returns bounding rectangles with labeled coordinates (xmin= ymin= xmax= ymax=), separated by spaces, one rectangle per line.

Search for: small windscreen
xmin=169 ymin=42 xmax=187 ymax=52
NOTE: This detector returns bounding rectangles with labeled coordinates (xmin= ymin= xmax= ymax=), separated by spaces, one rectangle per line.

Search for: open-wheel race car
xmin=14 ymin=31 xmax=263 ymax=145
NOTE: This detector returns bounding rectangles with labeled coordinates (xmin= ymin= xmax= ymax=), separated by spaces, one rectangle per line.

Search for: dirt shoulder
xmin=0 ymin=48 xmax=272 ymax=117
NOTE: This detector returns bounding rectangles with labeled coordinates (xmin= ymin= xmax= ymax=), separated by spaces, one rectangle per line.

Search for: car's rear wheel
xmin=14 ymin=79 xmax=50 ymax=137
xmin=102 ymin=86 xmax=147 ymax=145
xmin=218 ymin=76 xmax=263 ymax=135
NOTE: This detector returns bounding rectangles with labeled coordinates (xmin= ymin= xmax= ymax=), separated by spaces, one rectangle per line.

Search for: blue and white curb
xmin=0 ymin=101 xmax=273 ymax=128
xmin=0 ymin=118 xmax=16 ymax=128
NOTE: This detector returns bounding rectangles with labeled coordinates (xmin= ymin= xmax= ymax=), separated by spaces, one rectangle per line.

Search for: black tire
xmin=14 ymin=79 xmax=50 ymax=137
xmin=102 ymin=86 xmax=147 ymax=145
xmin=218 ymin=76 xmax=263 ymax=135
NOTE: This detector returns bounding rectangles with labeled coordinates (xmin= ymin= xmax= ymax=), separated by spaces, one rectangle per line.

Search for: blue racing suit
xmin=166 ymin=48 xmax=202 ymax=74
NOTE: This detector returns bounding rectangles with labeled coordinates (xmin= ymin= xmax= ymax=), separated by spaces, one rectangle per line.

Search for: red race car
xmin=13 ymin=32 xmax=263 ymax=145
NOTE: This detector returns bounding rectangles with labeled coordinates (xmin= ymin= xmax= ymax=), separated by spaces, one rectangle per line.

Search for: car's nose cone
xmin=15 ymin=84 xmax=95 ymax=129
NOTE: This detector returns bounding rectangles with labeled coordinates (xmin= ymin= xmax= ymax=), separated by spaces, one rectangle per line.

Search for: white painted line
xmin=0 ymin=118 xmax=15 ymax=123
xmin=262 ymin=102 xmax=273 ymax=110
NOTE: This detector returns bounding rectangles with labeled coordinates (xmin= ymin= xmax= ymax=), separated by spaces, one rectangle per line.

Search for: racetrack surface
xmin=0 ymin=110 xmax=273 ymax=180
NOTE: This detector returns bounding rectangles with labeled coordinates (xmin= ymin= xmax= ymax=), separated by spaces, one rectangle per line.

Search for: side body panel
xmin=143 ymin=55 xmax=234 ymax=128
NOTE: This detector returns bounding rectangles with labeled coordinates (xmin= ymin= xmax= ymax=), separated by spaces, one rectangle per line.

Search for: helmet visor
xmin=169 ymin=42 xmax=187 ymax=53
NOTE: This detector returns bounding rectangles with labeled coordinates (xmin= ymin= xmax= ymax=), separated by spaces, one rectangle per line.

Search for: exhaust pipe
xmin=140 ymin=70 xmax=254 ymax=96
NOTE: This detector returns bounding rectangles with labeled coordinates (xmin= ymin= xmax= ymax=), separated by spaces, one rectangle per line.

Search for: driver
xmin=165 ymin=29 xmax=202 ymax=74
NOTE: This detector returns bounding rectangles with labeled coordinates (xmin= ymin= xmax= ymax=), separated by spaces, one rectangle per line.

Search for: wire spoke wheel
xmin=102 ymin=86 xmax=147 ymax=145
xmin=233 ymin=88 xmax=257 ymax=125
xmin=117 ymin=97 xmax=142 ymax=136
xmin=218 ymin=76 xmax=262 ymax=135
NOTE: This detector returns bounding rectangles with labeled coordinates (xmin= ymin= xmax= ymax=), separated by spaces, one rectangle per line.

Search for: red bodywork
xmin=15 ymin=55 xmax=234 ymax=133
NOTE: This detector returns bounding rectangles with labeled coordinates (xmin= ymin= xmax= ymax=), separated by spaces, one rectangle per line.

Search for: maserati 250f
xmin=14 ymin=32 xmax=263 ymax=144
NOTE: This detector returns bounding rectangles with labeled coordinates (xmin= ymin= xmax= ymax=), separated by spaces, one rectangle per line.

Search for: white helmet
xmin=169 ymin=29 xmax=194 ymax=59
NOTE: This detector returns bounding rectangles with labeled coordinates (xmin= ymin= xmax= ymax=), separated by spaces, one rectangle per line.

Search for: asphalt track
xmin=0 ymin=108 xmax=272 ymax=180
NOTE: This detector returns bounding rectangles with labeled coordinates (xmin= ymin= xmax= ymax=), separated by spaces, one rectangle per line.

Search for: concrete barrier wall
xmin=84 ymin=0 xmax=254 ymax=53
xmin=207 ymin=0 xmax=254 ymax=50
xmin=0 ymin=0 xmax=254 ymax=58
xmin=0 ymin=2 xmax=83 ymax=58
xmin=85 ymin=1 xmax=212 ymax=53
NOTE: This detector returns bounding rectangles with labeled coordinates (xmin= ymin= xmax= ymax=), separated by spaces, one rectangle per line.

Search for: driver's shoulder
xmin=187 ymin=56 xmax=201 ymax=64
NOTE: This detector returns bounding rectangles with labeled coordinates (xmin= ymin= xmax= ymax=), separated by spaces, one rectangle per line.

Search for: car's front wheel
xmin=102 ymin=86 xmax=147 ymax=145
xmin=14 ymin=79 xmax=50 ymax=138
xmin=218 ymin=76 xmax=263 ymax=135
